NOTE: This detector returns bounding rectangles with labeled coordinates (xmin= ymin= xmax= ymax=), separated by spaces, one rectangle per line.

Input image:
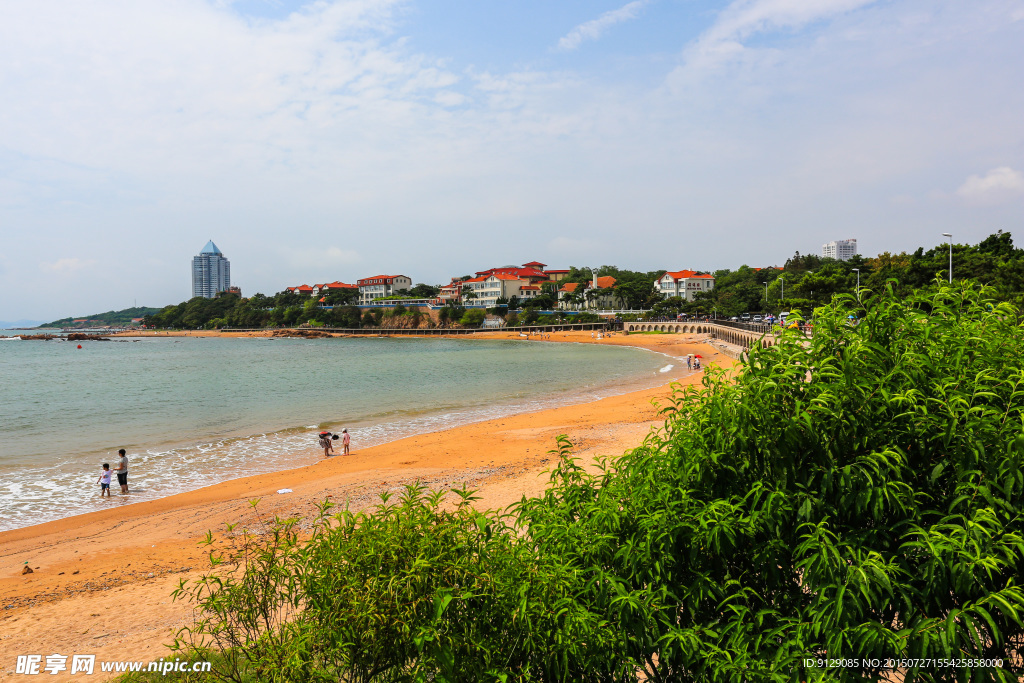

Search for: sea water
xmin=0 ymin=334 xmax=672 ymax=531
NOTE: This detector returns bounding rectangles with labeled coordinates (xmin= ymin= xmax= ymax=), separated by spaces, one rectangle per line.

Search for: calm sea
xmin=0 ymin=332 xmax=674 ymax=531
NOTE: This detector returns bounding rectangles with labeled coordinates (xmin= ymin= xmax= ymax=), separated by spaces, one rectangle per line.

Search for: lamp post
xmin=942 ymin=233 xmax=952 ymax=283
xmin=852 ymin=268 xmax=860 ymax=301
xmin=762 ymin=282 xmax=768 ymax=310
xmin=780 ymin=277 xmax=784 ymax=302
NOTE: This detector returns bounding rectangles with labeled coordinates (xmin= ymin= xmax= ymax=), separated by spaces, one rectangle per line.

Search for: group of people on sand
xmin=95 ymin=428 xmax=352 ymax=499
xmin=96 ymin=448 xmax=130 ymax=496
xmin=318 ymin=429 xmax=351 ymax=458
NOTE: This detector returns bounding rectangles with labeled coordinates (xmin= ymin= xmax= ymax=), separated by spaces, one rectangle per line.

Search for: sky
xmin=1 ymin=0 xmax=1022 ymax=322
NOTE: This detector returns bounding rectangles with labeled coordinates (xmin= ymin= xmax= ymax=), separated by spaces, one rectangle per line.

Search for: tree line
xmin=659 ymin=230 xmax=1024 ymax=318
xmin=143 ymin=231 xmax=1024 ymax=329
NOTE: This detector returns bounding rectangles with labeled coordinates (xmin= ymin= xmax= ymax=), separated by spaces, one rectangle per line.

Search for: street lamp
xmin=762 ymin=282 xmax=768 ymax=309
xmin=942 ymin=233 xmax=952 ymax=283
xmin=780 ymin=277 xmax=784 ymax=302
xmin=852 ymin=268 xmax=860 ymax=301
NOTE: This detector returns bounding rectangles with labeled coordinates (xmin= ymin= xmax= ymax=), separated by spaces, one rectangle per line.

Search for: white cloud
xmin=956 ymin=167 xmax=1024 ymax=204
xmin=548 ymin=236 xmax=600 ymax=254
xmin=683 ymin=0 xmax=878 ymax=69
xmin=41 ymin=258 xmax=97 ymax=274
xmin=286 ymin=247 xmax=361 ymax=269
xmin=557 ymin=0 xmax=652 ymax=52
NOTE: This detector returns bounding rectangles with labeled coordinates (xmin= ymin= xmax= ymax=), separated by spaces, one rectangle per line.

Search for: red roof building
xmin=357 ymin=274 xmax=413 ymax=304
xmin=656 ymin=270 xmax=715 ymax=301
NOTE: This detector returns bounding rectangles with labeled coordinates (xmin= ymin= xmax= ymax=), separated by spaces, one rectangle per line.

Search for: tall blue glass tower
xmin=192 ymin=240 xmax=230 ymax=298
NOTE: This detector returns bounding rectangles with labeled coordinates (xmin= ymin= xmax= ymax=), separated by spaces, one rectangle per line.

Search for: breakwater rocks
xmin=271 ymin=329 xmax=335 ymax=339
xmin=18 ymin=333 xmax=111 ymax=341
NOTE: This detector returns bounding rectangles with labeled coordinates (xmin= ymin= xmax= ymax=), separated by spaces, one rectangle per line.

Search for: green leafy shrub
xmin=170 ymin=488 xmax=618 ymax=682
xmin=517 ymin=280 xmax=1024 ymax=681
xmin=459 ymin=308 xmax=486 ymax=327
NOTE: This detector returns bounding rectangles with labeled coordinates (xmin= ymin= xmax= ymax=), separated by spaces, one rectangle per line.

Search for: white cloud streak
xmin=956 ymin=167 xmax=1024 ymax=204
xmin=40 ymin=258 xmax=98 ymax=274
xmin=557 ymin=0 xmax=652 ymax=51
xmin=684 ymin=0 xmax=879 ymax=68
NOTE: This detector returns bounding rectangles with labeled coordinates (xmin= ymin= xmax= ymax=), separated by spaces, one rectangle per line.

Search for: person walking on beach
xmin=318 ymin=431 xmax=335 ymax=458
xmin=342 ymin=428 xmax=350 ymax=456
xmin=97 ymin=463 xmax=112 ymax=497
xmin=112 ymin=449 xmax=129 ymax=494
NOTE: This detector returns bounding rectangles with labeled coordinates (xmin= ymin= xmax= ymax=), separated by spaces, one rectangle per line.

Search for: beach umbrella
xmin=694 ymin=354 xmax=703 ymax=358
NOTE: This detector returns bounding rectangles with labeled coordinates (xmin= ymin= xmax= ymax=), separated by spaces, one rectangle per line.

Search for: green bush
xmin=517 ymin=280 xmax=1024 ymax=680
xmin=169 ymin=489 xmax=616 ymax=682
xmin=459 ymin=308 xmax=486 ymax=327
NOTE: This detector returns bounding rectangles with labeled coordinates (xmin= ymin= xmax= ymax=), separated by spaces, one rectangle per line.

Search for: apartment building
xmin=822 ymin=238 xmax=858 ymax=261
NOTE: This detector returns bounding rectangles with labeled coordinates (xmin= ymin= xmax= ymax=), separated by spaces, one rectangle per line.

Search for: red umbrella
xmin=693 ymin=354 xmax=703 ymax=358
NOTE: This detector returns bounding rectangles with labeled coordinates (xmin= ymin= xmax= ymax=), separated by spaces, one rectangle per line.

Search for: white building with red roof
xmin=357 ymin=274 xmax=412 ymax=304
xmin=656 ymin=270 xmax=715 ymax=301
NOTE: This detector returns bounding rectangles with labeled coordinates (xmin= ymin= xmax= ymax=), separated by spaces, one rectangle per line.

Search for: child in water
xmin=97 ymin=463 xmax=112 ymax=497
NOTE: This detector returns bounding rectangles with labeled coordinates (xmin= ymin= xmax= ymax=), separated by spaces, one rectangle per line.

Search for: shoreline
xmin=0 ymin=331 xmax=737 ymax=682
xmin=1 ymin=330 xmax=694 ymax=534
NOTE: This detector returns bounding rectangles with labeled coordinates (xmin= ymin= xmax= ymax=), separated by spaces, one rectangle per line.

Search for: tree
xmin=408 ymin=283 xmax=440 ymax=299
xmin=459 ymin=308 xmax=486 ymax=327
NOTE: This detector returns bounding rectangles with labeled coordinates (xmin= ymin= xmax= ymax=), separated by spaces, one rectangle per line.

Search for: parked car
xmin=729 ymin=316 xmax=739 ymax=322
xmin=740 ymin=313 xmax=751 ymax=321
xmin=752 ymin=315 xmax=763 ymax=323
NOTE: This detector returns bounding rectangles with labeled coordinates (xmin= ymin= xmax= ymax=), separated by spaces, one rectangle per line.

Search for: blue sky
xmin=1 ymin=0 xmax=1022 ymax=321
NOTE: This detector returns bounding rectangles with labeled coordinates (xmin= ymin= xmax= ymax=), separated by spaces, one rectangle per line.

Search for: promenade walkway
xmin=623 ymin=320 xmax=787 ymax=350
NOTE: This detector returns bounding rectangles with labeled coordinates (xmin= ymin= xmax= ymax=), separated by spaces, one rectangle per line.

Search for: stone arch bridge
xmin=623 ymin=321 xmax=780 ymax=350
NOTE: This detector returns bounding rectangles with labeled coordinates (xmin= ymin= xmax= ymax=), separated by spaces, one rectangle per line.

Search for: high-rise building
xmin=192 ymin=240 xmax=231 ymax=298
xmin=822 ymin=238 xmax=858 ymax=261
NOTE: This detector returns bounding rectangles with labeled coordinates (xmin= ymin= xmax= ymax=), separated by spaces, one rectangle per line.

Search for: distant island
xmin=41 ymin=306 xmax=161 ymax=329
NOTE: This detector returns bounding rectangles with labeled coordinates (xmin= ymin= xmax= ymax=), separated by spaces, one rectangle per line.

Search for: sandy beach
xmin=0 ymin=330 xmax=737 ymax=681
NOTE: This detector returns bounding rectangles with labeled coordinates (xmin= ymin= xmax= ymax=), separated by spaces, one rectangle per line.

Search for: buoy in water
xmin=77 ymin=344 xmax=82 ymax=349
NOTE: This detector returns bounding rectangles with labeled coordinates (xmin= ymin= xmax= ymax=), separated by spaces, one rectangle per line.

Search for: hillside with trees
xmin=660 ymin=230 xmax=1024 ymax=318
xmin=43 ymin=306 xmax=161 ymax=328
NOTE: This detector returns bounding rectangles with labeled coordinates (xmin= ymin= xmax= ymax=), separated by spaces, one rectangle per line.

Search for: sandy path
xmin=0 ymin=331 xmax=735 ymax=681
